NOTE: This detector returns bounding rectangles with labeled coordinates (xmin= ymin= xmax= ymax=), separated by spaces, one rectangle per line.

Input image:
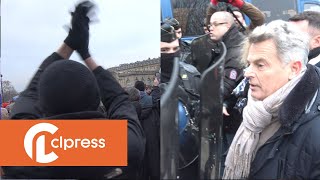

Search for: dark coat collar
xmin=222 ymin=24 xmax=245 ymax=49
xmin=279 ymin=64 xmax=320 ymax=129
xmin=308 ymin=47 xmax=320 ymax=60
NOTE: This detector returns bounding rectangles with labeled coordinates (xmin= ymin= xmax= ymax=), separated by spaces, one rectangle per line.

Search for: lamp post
xmin=1 ymin=74 xmax=3 ymax=103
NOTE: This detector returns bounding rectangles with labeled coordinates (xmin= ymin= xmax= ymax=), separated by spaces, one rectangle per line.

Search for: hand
xmin=64 ymin=1 xmax=95 ymax=60
xmin=153 ymin=77 xmax=159 ymax=87
xmin=223 ymin=106 xmax=230 ymax=116
xmin=227 ymin=0 xmax=244 ymax=8
xmin=210 ymin=0 xmax=219 ymax=6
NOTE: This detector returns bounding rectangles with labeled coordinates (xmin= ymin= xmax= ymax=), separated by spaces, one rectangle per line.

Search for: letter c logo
xmin=24 ymin=123 xmax=59 ymax=163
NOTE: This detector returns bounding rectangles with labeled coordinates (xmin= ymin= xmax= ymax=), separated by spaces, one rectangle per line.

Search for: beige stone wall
xmin=108 ymin=57 xmax=160 ymax=88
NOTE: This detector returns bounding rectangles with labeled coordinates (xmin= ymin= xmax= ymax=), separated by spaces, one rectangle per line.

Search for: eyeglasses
xmin=208 ymin=22 xmax=228 ymax=28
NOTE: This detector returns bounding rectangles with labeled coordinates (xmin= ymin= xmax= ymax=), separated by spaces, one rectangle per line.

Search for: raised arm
xmin=10 ymin=2 xmax=93 ymax=119
xmin=239 ymin=1 xmax=265 ymax=30
xmin=75 ymin=5 xmax=145 ymax=175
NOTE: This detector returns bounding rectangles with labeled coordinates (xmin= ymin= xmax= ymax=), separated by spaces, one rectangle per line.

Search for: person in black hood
xmin=4 ymin=1 xmax=145 ymax=179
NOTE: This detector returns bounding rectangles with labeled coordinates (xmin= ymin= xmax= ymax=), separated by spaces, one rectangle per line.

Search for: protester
xmin=6 ymin=96 xmax=18 ymax=115
xmin=134 ymin=81 xmax=152 ymax=109
xmin=202 ymin=18 xmax=210 ymax=34
xmin=207 ymin=11 xmax=245 ymax=98
xmin=139 ymin=77 xmax=160 ymax=180
xmin=206 ymin=11 xmax=246 ymax=171
xmin=4 ymin=1 xmax=145 ymax=179
xmin=1 ymin=108 xmax=9 ymax=119
xmin=126 ymin=87 xmax=142 ymax=120
xmin=145 ymin=85 xmax=152 ymax=95
xmin=1 ymin=102 xmax=9 ymax=109
xmin=207 ymin=0 xmax=265 ymax=33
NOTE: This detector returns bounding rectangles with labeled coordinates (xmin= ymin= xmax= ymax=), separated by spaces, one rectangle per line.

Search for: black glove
xmin=64 ymin=1 xmax=95 ymax=60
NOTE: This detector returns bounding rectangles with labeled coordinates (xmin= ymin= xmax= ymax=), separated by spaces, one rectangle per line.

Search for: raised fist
xmin=64 ymin=1 xmax=96 ymax=60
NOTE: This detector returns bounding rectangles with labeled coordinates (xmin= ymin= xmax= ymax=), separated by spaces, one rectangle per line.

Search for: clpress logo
xmin=24 ymin=123 xmax=59 ymax=163
xmin=0 ymin=120 xmax=127 ymax=166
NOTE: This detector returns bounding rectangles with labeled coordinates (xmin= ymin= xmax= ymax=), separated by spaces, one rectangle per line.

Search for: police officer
xmin=162 ymin=18 xmax=192 ymax=63
xmin=160 ymin=23 xmax=201 ymax=180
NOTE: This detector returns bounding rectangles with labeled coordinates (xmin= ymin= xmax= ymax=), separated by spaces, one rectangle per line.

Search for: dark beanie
xmin=134 ymin=81 xmax=145 ymax=91
xmin=39 ymin=60 xmax=100 ymax=116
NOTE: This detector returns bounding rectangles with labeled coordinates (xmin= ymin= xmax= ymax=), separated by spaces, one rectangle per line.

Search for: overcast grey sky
xmin=1 ymin=0 xmax=160 ymax=92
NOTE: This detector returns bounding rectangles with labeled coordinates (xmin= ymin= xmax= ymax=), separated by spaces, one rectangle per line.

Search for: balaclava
xmin=161 ymin=23 xmax=181 ymax=83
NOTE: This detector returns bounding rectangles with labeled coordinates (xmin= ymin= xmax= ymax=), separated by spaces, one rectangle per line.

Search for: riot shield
xmin=198 ymin=41 xmax=226 ymax=179
xmin=190 ymin=34 xmax=220 ymax=74
xmin=160 ymin=57 xmax=180 ymax=179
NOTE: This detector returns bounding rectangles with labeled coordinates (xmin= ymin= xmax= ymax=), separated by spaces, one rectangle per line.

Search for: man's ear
xmin=288 ymin=60 xmax=302 ymax=80
xmin=310 ymin=35 xmax=320 ymax=49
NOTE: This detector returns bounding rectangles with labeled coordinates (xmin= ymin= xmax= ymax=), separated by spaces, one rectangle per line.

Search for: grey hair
xmin=242 ymin=20 xmax=309 ymax=67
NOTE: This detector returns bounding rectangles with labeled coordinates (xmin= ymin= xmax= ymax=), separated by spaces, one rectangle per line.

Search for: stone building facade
xmin=108 ymin=57 xmax=160 ymax=88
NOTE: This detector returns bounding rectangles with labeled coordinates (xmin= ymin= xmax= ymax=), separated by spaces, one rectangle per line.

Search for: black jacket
xmin=309 ymin=47 xmax=320 ymax=68
xmin=4 ymin=53 xmax=145 ymax=179
xmin=131 ymin=101 xmax=142 ymax=120
xmin=190 ymin=25 xmax=244 ymax=99
xmin=139 ymin=86 xmax=160 ymax=180
xmin=249 ymin=65 xmax=320 ymax=179
xmin=220 ymin=24 xmax=245 ymax=99
xmin=219 ymin=25 xmax=245 ymax=134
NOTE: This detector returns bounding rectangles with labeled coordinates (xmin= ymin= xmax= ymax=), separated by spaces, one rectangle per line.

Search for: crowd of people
xmin=1 ymin=0 xmax=320 ymax=179
xmin=1 ymin=96 xmax=18 ymax=119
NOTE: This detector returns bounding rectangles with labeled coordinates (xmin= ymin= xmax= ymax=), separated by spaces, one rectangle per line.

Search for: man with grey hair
xmin=223 ymin=20 xmax=320 ymax=179
xmin=289 ymin=11 xmax=320 ymax=67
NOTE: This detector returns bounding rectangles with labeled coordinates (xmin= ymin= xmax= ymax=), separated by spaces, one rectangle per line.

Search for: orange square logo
xmin=0 ymin=120 xmax=127 ymax=166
